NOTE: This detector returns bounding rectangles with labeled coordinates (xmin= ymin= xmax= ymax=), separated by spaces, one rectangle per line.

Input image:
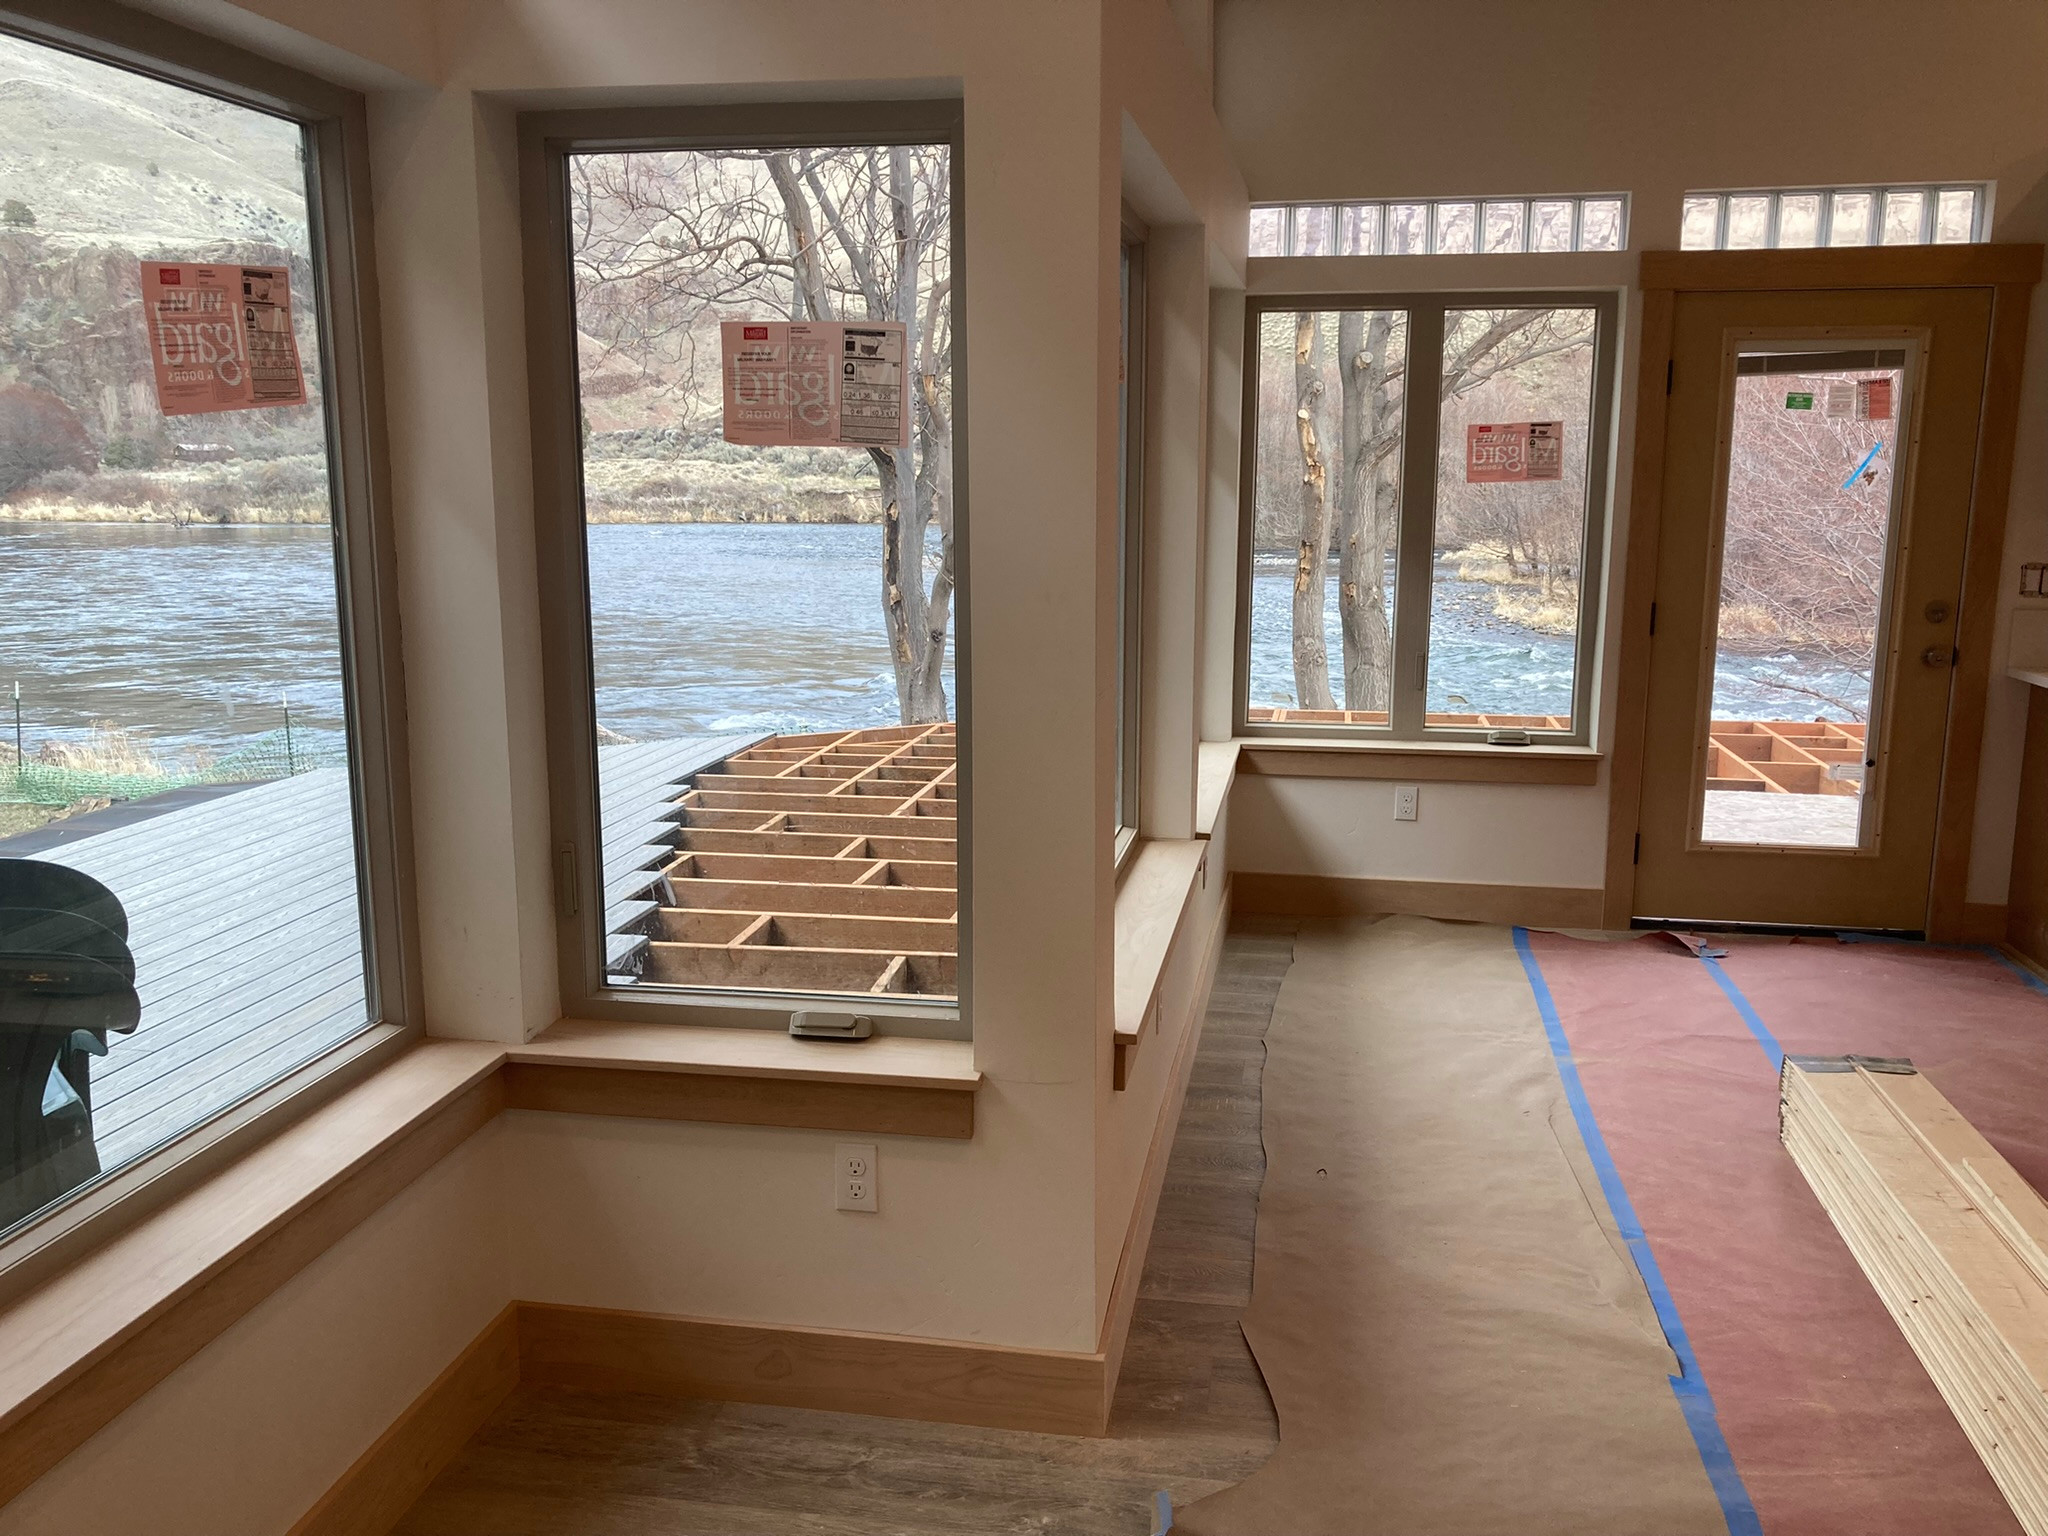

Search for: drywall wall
xmin=1214 ymin=0 xmax=2048 ymax=911
xmin=2005 ymin=689 xmax=2048 ymax=965
xmin=0 ymin=1128 xmax=506 ymax=1536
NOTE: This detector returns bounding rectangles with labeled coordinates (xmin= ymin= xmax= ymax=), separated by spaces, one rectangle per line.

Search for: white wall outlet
xmin=835 ymin=1142 xmax=879 ymax=1213
xmin=1394 ymin=784 xmax=1419 ymax=822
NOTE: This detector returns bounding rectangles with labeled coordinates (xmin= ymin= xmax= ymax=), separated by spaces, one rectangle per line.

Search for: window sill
xmin=1196 ymin=742 xmax=1240 ymax=836
xmin=0 ymin=1023 xmax=981 ymax=1503
xmin=1113 ymin=839 xmax=1209 ymax=1090
xmin=1236 ymin=737 xmax=1601 ymax=785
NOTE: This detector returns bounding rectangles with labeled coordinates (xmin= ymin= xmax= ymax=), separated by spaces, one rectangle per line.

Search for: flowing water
xmin=0 ymin=522 xmax=1869 ymax=764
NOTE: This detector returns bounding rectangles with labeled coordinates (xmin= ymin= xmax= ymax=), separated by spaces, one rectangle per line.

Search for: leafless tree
xmin=569 ymin=145 xmax=955 ymax=723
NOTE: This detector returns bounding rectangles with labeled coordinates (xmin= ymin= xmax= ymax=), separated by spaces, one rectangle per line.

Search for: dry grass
xmin=1446 ymin=544 xmax=1580 ymax=635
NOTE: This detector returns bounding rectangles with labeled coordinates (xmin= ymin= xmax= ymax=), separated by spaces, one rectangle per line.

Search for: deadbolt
xmin=1924 ymin=599 xmax=1952 ymax=624
xmin=1922 ymin=644 xmax=1957 ymax=667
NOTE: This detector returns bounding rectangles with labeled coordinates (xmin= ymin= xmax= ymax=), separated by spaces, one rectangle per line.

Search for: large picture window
xmin=0 ymin=17 xmax=404 ymax=1243
xmin=1237 ymin=292 xmax=1616 ymax=743
xmin=525 ymin=103 xmax=966 ymax=1024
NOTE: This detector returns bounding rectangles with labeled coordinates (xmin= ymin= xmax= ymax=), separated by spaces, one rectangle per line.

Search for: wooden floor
xmin=392 ymin=925 xmax=1293 ymax=1536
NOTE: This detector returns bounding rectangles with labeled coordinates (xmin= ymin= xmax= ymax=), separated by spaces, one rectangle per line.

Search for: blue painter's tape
xmin=1513 ymin=928 xmax=1764 ymax=1536
xmin=1984 ymin=945 xmax=2048 ymax=997
xmin=1697 ymin=954 xmax=1785 ymax=1070
xmin=1842 ymin=439 xmax=1883 ymax=490
xmin=1150 ymin=1488 xmax=1173 ymax=1534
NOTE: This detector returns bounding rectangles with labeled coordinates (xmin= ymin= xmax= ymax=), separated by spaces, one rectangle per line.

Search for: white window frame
xmin=1681 ymin=183 xmax=1992 ymax=250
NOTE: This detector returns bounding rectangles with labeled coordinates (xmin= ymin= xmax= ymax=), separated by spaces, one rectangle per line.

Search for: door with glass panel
xmin=1634 ymin=288 xmax=1993 ymax=929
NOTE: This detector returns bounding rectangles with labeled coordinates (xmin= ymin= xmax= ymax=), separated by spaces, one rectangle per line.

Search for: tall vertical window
xmin=526 ymin=105 xmax=965 ymax=1020
xmin=1238 ymin=293 xmax=1616 ymax=743
xmin=1116 ymin=212 xmax=1146 ymax=854
xmin=0 ymin=23 xmax=401 ymax=1238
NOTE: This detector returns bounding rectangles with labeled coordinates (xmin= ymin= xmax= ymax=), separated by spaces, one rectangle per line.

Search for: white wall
xmin=1213 ymin=0 xmax=2048 ymax=908
xmin=0 ymin=1129 xmax=506 ymax=1536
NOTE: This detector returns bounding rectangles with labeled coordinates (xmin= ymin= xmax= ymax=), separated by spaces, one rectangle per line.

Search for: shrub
xmin=0 ymin=386 xmax=95 ymax=497
xmin=0 ymin=199 xmax=32 ymax=228
xmin=101 ymin=435 xmax=160 ymax=471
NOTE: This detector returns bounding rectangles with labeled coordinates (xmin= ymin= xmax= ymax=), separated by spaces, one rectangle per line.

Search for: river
xmin=0 ymin=522 xmax=1868 ymax=763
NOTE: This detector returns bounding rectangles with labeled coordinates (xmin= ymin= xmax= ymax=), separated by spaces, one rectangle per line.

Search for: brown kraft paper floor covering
xmin=1174 ymin=915 xmax=1727 ymax=1536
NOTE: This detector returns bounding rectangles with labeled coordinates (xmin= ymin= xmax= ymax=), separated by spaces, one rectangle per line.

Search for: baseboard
xmin=1959 ymin=901 xmax=2009 ymax=944
xmin=1234 ymin=871 xmax=1603 ymax=928
xmin=1095 ymin=875 xmax=1232 ymax=1415
xmin=516 ymin=1301 xmax=1107 ymax=1436
xmin=286 ymin=1302 xmax=519 ymax=1536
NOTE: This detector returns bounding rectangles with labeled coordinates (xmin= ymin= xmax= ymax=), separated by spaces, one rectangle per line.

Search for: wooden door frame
xmin=1603 ymin=244 xmax=2042 ymax=938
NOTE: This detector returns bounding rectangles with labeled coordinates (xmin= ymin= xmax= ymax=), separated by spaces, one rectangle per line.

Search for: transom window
xmin=1237 ymin=292 xmax=1618 ymax=744
xmin=1250 ymin=196 xmax=1628 ymax=258
xmin=1681 ymin=185 xmax=1988 ymax=251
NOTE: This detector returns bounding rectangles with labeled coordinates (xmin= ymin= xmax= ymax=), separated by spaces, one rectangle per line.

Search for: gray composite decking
xmin=0 ymin=734 xmax=755 ymax=1176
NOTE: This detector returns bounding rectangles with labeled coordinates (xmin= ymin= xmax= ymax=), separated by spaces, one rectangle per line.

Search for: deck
xmin=0 ymin=735 xmax=754 ymax=1180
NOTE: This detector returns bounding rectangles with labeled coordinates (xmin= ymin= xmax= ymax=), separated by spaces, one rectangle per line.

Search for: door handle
xmin=1922 ymin=645 xmax=1957 ymax=668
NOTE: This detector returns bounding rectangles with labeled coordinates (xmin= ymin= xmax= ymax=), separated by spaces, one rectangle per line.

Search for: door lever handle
xmin=1922 ymin=645 xmax=1958 ymax=668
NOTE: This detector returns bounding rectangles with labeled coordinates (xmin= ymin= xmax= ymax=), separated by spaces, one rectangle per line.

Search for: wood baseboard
xmin=286 ymin=1303 xmax=519 ymax=1536
xmin=1096 ymin=877 xmax=1230 ymax=1411
xmin=1234 ymin=871 xmax=1603 ymax=928
xmin=517 ymin=1302 xmax=1107 ymax=1436
xmin=1957 ymin=901 xmax=2010 ymax=945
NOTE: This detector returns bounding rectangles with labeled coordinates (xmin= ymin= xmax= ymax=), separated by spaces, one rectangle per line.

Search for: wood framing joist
xmin=613 ymin=725 xmax=960 ymax=999
xmin=1782 ymin=1056 xmax=2048 ymax=1533
xmin=1708 ymin=719 xmax=1866 ymax=796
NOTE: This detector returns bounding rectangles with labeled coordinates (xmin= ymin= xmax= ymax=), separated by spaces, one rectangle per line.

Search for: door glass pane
xmin=0 ymin=34 xmax=370 ymax=1231
xmin=1830 ymin=191 xmax=1875 ymax=246
xmin=1698 ymin=350 xmax=1907 ymax=848
xmin=1776 ymin=193 xmax=1822 ymax=248
xmin=1482 ymin=202 xmax=1527 ymax=254
xmin=1725 ymin=195 xmax=1771 ymax=249
xmin=1681 ymin=196 xmax=1721 ymax=250
xmin=1246 ymin=309 xmax=1408 ymax=725
xmin=568 ymin=142 xmax=958 ymax=999
xmin=1427 ymin=308 xmax=1598 ymax=731
xmin=1882 ymin=190 xmax=1927 ymax=244
xmin=1935 ymin=188 xmax=1978 ymax=243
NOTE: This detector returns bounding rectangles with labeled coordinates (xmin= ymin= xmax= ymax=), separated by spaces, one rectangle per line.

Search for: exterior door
xmin=1634 ymin=287 xmax=1991 ymax=929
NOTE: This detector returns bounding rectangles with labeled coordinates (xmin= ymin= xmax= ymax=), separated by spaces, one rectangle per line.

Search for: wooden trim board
xmin=1236 ymin=872 xmax=1603 ymax=928
xmin=517 ymin=1302 xmax=1107 ymax=1437
xmin=286 ymin=1304 xmax=520 ymax=1536
xmin=1239 ymin=741 xmax=1599 ymax=785
xmin=1642 ymin=245 xmax=2043 ymax=291
xmin=501 ymin=1061 xmax=974 ymax=1138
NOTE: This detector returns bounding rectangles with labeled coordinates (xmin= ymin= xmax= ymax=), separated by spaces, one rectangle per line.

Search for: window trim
xmin=0 ymin=0 xmax=419 ymax=1289
xmin=1233 ymin=288 xmax=1620 ymax=749
xmin=518 ymin=100 xmax=971 ymax=1037
xmin=1116 ymin=208 xmax=1147 ymax=863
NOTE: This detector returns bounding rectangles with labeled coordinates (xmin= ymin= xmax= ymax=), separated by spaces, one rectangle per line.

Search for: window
xmin=1237 ymin=293 xmax=1617 ymax=743
xmin=1680 ymin=184 xmax=1989 ymax=250
xmin=1250 ymin=195 xmax=1628 ymax=257
xmin=1116 ymin=212 xmax=1146 ymax=856
xmin=0 ymin=17 xmax=406 ymax=1245
xmin=525 ymin=103 xmax=966 ymax=1024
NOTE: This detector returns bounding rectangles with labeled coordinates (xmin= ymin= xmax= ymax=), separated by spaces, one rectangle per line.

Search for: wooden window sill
xmin=1237 ymin=737 xmax=1601 ymax=785
xmin=1113 ymin=839 xmax=1208 ymax=1090
xmin=0 ymin=1024 xmax=981 ymax=1504
xmin=1195 ymin=742 xmax=1239 ymax=837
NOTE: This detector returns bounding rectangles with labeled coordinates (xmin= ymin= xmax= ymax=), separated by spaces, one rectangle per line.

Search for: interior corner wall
xmin=1213 ymin=0 xmax=2048 ymax=912
xmin=0 ymin=1127 xmax=507 ymax=1536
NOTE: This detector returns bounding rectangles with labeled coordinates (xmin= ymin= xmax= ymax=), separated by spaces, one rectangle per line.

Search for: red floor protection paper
xmin=1528 ymin=932 xmax=2036 ymax=1536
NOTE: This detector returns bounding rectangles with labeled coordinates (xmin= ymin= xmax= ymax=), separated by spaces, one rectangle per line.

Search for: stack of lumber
xmin=1781 ymin=1055 xmax=2048 ymax=1534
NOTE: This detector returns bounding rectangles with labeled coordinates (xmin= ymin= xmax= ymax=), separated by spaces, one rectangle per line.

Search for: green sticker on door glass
xmin=1785 ymin=391 xmax=1815 ymax=410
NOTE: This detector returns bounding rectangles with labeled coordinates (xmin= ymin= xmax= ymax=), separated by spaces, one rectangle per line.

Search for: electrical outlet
xmin=835 ymin=1142 xmax=878 ymax=1212
xmin=1394 ymin=784 xmax=1419 ymax=822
